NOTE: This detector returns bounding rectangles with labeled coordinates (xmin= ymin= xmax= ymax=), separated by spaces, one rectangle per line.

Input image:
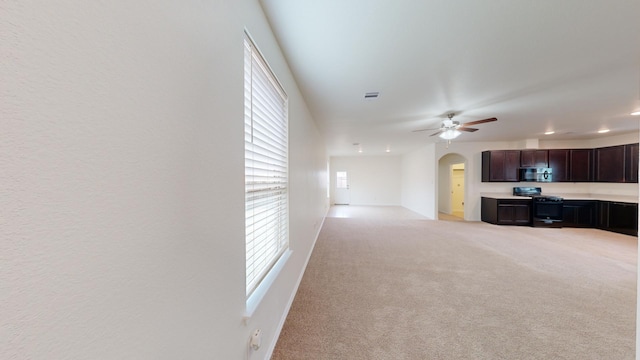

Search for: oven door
xmin=533 ymin=198 xmax=563 ymax=222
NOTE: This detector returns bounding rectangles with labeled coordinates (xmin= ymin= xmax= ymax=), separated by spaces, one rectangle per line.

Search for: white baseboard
xmin=262 ymin=210 xmax=328 ymax=360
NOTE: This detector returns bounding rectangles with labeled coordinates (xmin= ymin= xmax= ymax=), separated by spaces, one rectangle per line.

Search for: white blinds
xmin=244 ymin=34 xmax=289 ymax=297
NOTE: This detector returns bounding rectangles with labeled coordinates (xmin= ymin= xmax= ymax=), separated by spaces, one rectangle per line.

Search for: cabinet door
xmin=608 ymin=202 xmax=638 ymax=236
xmin=548 ymin=149 xmax=569 ymax=182
xmin=497 ymin=205 xmax=514 ymax=224
xmin=482 ymin=150 xmax=520 ymax=182
xmin=577 ymin=202 xmax=596 ymax=226
xmin=505 ymin=150 xmax=520 ymax=181
xmin=488 ymin=151 xmax=506 ymax=182
xmin=521 ymin=150 xmax=548 ymax=167
xmin=497 ymin=201 xmax=531 ymax=225
xmin=595 ymin=145 xmax=625 ymax=182
xmin=624 ymin=143 xmax=638 ymax=183
xmin=563 ymin=205 xmax=576 ymax=226
xmin=570 ymin=149 xmax=593 ymax=182
xmin=512 ymin=203 xmax=531 ymax=224
xmin=597 ymin=201 xmax=610 ymax=230
xmin=563 ymin=200 xmax=596 ymax=227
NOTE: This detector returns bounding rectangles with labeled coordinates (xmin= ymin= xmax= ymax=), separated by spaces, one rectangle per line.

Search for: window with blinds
xmin=244 ymin=33 xmax=289 ymax=298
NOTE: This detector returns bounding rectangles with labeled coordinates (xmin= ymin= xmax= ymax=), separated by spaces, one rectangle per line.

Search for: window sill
xmin=244 ymin=249 xmax=292 ymax=322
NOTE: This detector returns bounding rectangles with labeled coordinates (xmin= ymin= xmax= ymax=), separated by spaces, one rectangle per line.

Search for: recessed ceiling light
xmin=386 ymin=149 xmax=391 ymax=153
xmin=631 ymin=111 xmax=640 ymax=116
xmin=544 ymin=131 xmax=555 ymax=135
xmin=598 ymin=129 xmax=610 ymax=134
xmin=358 ymin=149 xmax=363 ymax=153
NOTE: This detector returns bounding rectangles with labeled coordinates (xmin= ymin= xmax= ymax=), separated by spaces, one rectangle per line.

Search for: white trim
xmin=244 ymin=249 xmax=292 ymax=320
xmin=263 ymin=211 xmax=328 ymax=359
xmin=244 ymin=31 xmax=290 ymax=298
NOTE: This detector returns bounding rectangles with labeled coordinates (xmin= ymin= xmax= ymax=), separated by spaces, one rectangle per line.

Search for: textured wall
xmin=401 ymin=144 xmax=437 ymax=219
xmin=330 ymin=156 xmax=402 ymax=206
xmin=1 ymin=1 xmax=327 ymax=359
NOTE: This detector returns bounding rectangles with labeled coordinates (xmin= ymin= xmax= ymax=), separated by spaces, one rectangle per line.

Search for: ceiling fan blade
xmin=412 ymin=127 xmax=441 ymax=132
xmin=462 ymin=117 xmax=497 ymax=126
xmin=458 ymin=127 xmax=479 ymax=132
xmin=430 ymin=130 xmax=443 ymax=137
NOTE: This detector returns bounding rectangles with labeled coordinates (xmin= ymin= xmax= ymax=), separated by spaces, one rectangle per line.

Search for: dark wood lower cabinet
xmin=562 ymin=200 xmax=597 ymax=227
xmin=481 ymin=197 xmax=531 ymax=225
xmin=482 ymin=197 xmax=637 ymax=236
xmin=598 ymin=201 xmax=638 ymax=236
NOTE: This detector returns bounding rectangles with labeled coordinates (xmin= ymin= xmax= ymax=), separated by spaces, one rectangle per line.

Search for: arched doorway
xmin=438 ymin=153 xmax=467 ymax=220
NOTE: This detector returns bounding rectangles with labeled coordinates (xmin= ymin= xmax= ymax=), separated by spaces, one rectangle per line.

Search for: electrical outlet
xmin=250 ymin=329 xmax=262 ymax=351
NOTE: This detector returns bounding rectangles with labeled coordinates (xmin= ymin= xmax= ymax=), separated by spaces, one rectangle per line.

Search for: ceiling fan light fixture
xmin=439 ymin=129 xmax=461 ymax=140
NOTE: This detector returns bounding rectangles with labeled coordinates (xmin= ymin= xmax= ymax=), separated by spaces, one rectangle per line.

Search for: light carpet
xmin=271 ymin=206 xmax=637 ymax=359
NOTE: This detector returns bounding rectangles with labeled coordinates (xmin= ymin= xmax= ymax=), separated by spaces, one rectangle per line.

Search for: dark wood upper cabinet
xmin=520 ymin=150 xmax=548 ymax=167
xmin=482 ymin=150 xmax=520 ymax=182
xmin=548 ymin=149 xmax=593 ymax=182
xmin=595 ymin=145 xmax=625 ymax=182
xmin=593 ymin=143 xmax=638 ymax=183
xmin=624 ymin=143 xmax=638 ymax=183
xmin=570 ymin=149 xmax=593 ymax=182
xmin=504 ymin=151 xmax=521 ymax=181
xmin=483 ymin=144 xmax=637 ymax=183
xmin=548 ymin=149 xmax=569 ymax=182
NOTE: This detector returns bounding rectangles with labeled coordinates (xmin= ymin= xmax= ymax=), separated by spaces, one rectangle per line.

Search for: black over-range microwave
xmin=519 ymin=168 xmax=552 ymax=182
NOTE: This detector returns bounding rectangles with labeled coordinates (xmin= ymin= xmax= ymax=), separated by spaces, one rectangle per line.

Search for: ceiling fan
xmin=413 ymin=113 xmax=498 ymax=140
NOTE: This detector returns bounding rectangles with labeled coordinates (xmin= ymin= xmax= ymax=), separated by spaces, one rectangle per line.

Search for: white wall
xmin=1 ymin=1 xmax=327 ymax=359
xmin=540 ymin=132 xmax=639 ymax=150
xmin=400 ymin=133 xmax=640 ymax=221
xmin=330 ymin=156 xmax=401 ymax=206
xmin=401 ymin=144 xmax=437 ymax=218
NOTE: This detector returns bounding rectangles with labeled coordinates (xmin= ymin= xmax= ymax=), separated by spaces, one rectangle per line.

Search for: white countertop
xmin=557 ymin=193 xmax=638 ymax=203
xmin=480 ymin=193 xmax=528 ymax=200
xmin=481 ymin=193 xmax=638 ymax=203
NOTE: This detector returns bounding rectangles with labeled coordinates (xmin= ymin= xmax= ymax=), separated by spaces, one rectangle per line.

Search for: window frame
xmin=243 ymin=31 xmax=290 ymax=301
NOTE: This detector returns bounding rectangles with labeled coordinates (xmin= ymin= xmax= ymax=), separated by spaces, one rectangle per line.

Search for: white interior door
xmin=334 ymin=171 xmax=350 ymax=205
xmin=451 ymin=164 xmax=464 ymax=217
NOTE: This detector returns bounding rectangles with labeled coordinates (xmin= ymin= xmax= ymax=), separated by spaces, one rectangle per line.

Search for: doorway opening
xmin=450 ymin=163 xmax=465 ymax=218
xmin=438 ymin=153 xmax=467 ymax=221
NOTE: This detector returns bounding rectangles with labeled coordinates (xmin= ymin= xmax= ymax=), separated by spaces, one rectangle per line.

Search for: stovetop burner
xmin=513 ymin=187 xmax=563 ymax=201
xmin=513 ymin=186 xmax=542 ymax=197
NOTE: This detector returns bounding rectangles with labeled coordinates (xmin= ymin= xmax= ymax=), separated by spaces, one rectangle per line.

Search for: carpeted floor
xmin=271 ymin=206 xmax=637 ymax=360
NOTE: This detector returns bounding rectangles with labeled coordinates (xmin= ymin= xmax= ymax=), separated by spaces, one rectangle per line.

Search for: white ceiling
xmin=259 ymin=0 xmax=640 ymax=156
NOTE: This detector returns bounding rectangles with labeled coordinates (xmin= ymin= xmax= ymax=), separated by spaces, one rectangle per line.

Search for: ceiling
xmin=259 ymin=0 xmax=640 ymax=156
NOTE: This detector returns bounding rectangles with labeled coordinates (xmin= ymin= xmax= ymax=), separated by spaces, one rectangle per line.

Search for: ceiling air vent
xmin=364 ymin=92 xmax=379 ymax=99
